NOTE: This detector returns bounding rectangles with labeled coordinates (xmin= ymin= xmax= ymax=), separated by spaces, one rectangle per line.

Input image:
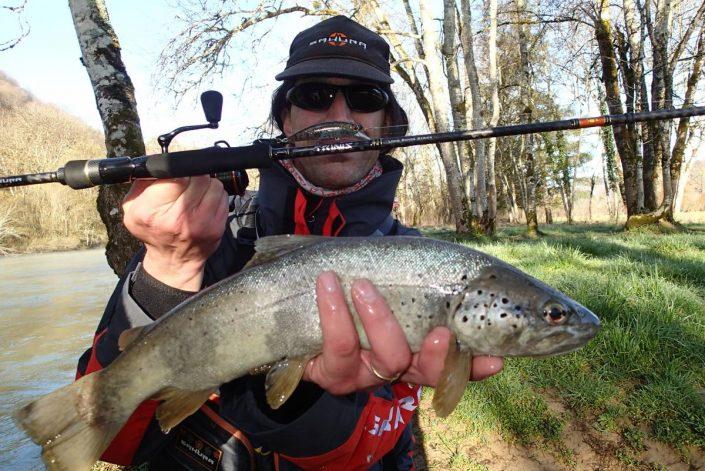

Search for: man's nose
xmin=325 ymin=91 xmax=353 ymax=121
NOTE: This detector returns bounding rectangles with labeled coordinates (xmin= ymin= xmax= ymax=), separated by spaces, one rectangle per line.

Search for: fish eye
xmin=543 ymin=302 xmax=568 ymax=325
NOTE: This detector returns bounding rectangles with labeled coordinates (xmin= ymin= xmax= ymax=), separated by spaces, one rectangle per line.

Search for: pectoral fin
xmin=117 ymin=325 xmax=147 ymax=351
xmin=152 ymin=387 xmax=215 ymax=433
xmin=265 ymin=355 xmax=314 ymax=409
xmin=432 ymin=333 xmax=472 ymax=418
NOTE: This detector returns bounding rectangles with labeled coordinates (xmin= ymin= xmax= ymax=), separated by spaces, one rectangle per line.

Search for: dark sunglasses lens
xmin=346 ymin=86 xmax=389 ymax=112
xmin=287 ymin=84 xmax=336 ymax=111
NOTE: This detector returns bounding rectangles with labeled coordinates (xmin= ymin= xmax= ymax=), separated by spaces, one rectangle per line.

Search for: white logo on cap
xmin=309 ymin=32 xmax=367 ymax=49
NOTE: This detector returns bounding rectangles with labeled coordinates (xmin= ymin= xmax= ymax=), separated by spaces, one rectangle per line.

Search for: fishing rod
xmin=1 ymin=94 xmax=704 ymax=192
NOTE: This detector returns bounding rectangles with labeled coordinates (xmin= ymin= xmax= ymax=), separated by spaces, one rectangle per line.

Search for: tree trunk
xmin=622 ymin=0 xmax=648 ymax=211
xmin=442 ymin=0 xmax=475 ymax=225
xmin=592 ymin=2 xmax=639 ymax=217
xmin=419 ymin=0 xmax=470 ymax=233
xmin=69 ymin=0 xmax=144 ymax=276
xmin=668 ymin=23 xmax=705 ymax=219
xmin=486 ymin=0 xmax=499 ymax=234
xmin=675 ymin=128 xmax=702 ymax=213
xmin=459 ymin=0 xmax=487 ymax=229
xmin=516 ymin=0 xmax=539 ymax=237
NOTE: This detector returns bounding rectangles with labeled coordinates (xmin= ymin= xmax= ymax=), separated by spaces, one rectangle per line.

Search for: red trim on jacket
xmin=75 ymin=329 xmax=107 ymax=379
xmin=322 ymin=201 xmax=345 ymax=236
xmin=280 ymin=383 xmax=421 ymax=470
xmin=100 ymin=400 xmax=160 ymax=465
xmin=294 ymin=189 xmax=346 ymax=236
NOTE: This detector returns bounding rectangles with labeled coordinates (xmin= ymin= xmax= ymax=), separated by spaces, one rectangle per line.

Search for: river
xmin=0 ymin=249 xmax=116 ymax=470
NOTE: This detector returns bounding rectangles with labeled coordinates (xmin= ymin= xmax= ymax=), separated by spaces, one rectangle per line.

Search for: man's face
xmin=281 ymin=77 xmax=389 ymax=190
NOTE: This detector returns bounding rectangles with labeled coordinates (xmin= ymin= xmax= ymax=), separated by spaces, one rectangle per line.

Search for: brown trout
xmin=15 ymin=235 xmax=600 ymax=470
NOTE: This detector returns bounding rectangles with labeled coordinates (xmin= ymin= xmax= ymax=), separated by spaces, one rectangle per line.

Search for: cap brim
xmin=275 ymin=58 xmax=393 ymax=84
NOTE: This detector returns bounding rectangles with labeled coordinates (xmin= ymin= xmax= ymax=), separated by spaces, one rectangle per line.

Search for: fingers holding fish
xmin=401 ymin=326 xmax=452 ymax=386
xmin=305 ymin=273 xmax=414 ymax=394
xmin=304 ymin=271 xmax=364 ymax=395
xmin=351 ymin=279 xmax=412 ymax=385
xmin=469 ymin=356 xmax=504 ymax=381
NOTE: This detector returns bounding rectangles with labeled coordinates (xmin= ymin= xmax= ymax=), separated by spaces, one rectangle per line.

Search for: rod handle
xmin=145 ymin=143 xmax=271 ymax=178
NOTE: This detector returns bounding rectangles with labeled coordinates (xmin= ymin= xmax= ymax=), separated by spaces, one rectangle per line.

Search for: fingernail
xmin=318 ymin=271 xmax=339 ymax=293
xmin=353 ymin=279 xmax=378 ymax=304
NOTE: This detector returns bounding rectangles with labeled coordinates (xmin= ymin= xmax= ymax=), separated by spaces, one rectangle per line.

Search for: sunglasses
xmin=286 ymin=82 xmax=390 ymax=113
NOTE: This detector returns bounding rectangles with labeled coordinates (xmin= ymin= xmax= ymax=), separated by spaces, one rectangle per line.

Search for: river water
xmin=0 ymin=249 xmax=116 ymax=470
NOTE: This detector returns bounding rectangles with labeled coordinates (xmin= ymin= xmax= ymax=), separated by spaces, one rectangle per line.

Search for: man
xmin=77 ymin=15 xmax=503 ymax=470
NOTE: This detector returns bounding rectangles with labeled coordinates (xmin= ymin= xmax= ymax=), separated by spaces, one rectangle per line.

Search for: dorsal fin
xmin=246 ymin=235 xmax=330 ymax=268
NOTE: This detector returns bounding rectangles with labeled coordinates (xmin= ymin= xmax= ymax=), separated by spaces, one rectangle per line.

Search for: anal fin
xmin=432 ymin=333 xmax=473 ymax=418
xmin=153 ymin=387 xmax=215 ymax=432
xmin=265 ymin=355 xmax=314 ymax=410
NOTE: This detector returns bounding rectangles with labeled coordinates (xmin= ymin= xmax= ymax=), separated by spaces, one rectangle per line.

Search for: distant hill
xmin=0 ymin=71 xmax=107 ymax=253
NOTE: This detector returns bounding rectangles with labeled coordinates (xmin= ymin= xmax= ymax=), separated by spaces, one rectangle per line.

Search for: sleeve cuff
xmin=128 ymin=263 xmax=197 ymax=320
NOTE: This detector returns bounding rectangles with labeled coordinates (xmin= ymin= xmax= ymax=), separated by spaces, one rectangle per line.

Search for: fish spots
xmin=477 ymin=290 xmax=483 ymax=295
xmin=411 ymin=297 xmax=416 ymax=303
xmin=480 ymin=315 xmax=485 ymax=321
xmin=461 ymin=274 xmax=468 ymax=281
xmin=500 ymin=313 xmax=507 ymax=318
xmin=445 ymin=301 xmax=451 ymax=309
xmin=462 ymin=315 xmax=468 ymax=322
xmin=502 ymin=298 xmax=509 ymax=304
xmin=493 ymin=303 xmax=498 ymax=308
xmin=489 ymin=274 xmax=497 ymax=279
xmin=515 ymin=305 xmax=522 ymax=311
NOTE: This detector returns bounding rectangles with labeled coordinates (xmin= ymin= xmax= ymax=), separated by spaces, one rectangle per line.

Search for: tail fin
xmin=14 ymin=370 xmax=126 ymax=471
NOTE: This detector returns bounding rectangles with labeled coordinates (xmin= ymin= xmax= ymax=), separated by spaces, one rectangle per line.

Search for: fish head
xmin=450 ymin=264 xmax=600 ymax=357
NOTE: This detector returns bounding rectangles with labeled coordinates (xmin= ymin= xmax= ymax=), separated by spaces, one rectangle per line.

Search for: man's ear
xmin=282 ymin=107 xmax=292 ymax=136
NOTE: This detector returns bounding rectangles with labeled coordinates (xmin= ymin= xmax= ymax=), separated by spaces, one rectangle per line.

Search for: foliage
xmin=0 ymin=72 xmax=107 ymax=253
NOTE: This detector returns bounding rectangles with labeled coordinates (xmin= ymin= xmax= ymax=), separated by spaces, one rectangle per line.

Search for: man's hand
xmin=303 ymin=271 xmax=504 ymax=394
xmin=122 ymin=176 xmax=229 ymax=291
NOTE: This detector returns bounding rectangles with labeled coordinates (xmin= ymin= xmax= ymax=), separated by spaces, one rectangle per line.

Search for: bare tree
xmin=1 ymin=0 xmax=30 ymax=51
xmin=516 ymin=0 xmax=540 ymax=237
xmin=69 ymin=0 xmax=144 ymax=275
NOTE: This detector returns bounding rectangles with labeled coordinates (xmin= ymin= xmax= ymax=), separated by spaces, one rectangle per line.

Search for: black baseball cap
xmin=275 ymin=16 xmax=393 ymax=84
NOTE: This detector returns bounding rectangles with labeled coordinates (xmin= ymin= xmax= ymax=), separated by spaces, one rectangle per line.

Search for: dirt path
xmin=413 ymin=395 xmax=704 ymax=470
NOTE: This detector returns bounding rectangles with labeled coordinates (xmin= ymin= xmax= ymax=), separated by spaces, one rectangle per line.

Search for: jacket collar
xmin=257 ymin=155 xmax=403 ymax=236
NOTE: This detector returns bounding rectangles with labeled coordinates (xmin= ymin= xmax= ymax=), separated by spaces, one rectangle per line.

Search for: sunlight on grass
xmin=423 ymin=223 xmax=705 ymax=467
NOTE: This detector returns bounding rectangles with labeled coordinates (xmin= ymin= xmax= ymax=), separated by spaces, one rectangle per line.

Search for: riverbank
xmin=0 ymin=234 xmax=108 ymax=256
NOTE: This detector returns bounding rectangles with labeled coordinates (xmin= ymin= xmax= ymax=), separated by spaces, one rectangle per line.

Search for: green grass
xmin=424 ymin=223 xmax=705 ymax=462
